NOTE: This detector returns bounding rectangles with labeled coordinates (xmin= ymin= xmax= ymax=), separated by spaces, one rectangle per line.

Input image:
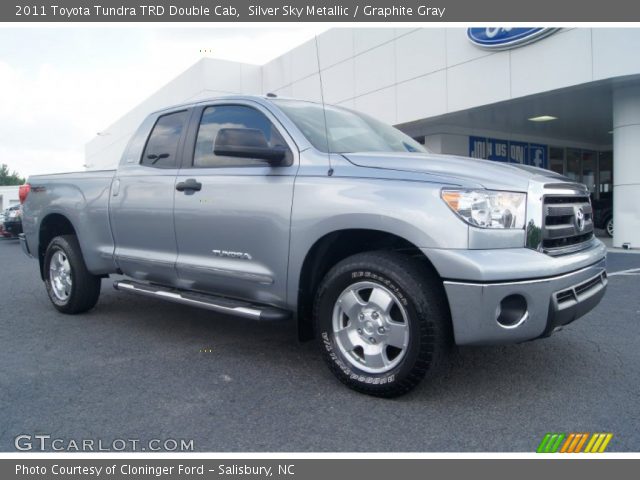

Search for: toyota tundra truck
xmin=19 ymin=96 xmax=607 ymax=397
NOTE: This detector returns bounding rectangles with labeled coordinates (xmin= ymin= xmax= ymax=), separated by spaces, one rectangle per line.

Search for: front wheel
xmin=44 ymin=235 xmax=101 ymax=314
xmin=313 ymin=251 xmax=451 ymax=397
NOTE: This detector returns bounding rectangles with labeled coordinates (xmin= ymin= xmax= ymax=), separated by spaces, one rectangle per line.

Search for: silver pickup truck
xmin=20 ymin=96 xmax=607 ymax=397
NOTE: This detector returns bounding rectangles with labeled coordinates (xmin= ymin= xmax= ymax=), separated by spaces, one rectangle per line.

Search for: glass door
xmin=581 ymin=150 xmax=597 ymax=195
xmin=566 ymin=148 xmax=581 ymax=182
xmin=598 ymin=151 xmax=613 ymax=201
xmin=549 ymin=147 xmax=565 ymax=175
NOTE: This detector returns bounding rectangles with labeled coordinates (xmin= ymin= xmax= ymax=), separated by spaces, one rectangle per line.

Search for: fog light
xmin=497 ymin=294 xmax=528 ymax=328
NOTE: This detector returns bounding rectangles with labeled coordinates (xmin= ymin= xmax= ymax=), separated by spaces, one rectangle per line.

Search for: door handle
xmin=176 ymin=179 xmax=202 ymax=192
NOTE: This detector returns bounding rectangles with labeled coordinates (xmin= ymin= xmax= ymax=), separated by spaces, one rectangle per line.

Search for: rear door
xmin=173 ymin=101 xmax=298 ymax=306
xmin=109 ymin=109 xmax=190 ymax=285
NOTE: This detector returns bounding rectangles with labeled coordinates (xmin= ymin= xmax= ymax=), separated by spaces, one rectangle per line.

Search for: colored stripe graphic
xmin=585 ymin=433 xmax=613 ymax=453
xmin=538 ymin=433 xmax=613 ymax=453
xmin=574 ymin=433 xmax=590 ymax=453
xmin=537 ymin=433 xmax=552 ymax=453
xmin=584 ymin=433 xmax=598 ymax=453
xmin=560 ymin=433 xmax=576 ymax=453
xmin=537 ymin=433 xmax=565 ymax=453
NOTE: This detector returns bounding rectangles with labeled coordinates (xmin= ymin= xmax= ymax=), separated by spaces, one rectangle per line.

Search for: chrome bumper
xmin=442 ymin=258 xmax=607 ymax=345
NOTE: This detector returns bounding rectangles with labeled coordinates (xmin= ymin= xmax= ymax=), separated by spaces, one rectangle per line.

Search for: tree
xmin=0 ymin=164 xmax=25 ymax=186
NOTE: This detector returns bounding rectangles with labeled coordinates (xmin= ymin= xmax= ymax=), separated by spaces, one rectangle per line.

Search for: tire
xmin=44 ymin=235 xmax=101 ymax=314
xmin=313 ymin=251 xmax=451 ymax=397
xmin=605 ymin=217 xmax=613 ymax=238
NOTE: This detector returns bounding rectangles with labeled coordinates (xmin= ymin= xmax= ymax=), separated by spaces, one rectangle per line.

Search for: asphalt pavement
xmin=1 ymin=237 xmax=638 ymax=452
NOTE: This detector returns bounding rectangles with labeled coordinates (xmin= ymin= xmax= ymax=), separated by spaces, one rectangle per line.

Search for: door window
xmin=192 ymin=105 xmax=291 ymax=168
xmin=141 ymin=110 xmax=189 ymax=168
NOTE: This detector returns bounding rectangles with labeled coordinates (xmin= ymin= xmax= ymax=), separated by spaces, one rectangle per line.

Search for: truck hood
xmin=342 ymin=152 xmax=568 ymax=191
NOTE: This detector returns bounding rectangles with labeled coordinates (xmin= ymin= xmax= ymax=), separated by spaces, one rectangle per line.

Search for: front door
xmin=173 ymin=102 xmax=297 ymax=306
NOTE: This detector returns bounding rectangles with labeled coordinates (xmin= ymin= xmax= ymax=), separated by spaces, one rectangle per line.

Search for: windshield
xmin=272 ymin=99 xmax=428 ymax=154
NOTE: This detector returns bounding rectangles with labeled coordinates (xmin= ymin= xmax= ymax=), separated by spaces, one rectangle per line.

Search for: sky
xmin=0 ymin=26 xmax=326 ymax=178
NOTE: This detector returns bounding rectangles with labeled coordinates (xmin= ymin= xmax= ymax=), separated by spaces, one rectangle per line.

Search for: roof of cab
xmin=147 ymin=94 xmax=323 ymax=116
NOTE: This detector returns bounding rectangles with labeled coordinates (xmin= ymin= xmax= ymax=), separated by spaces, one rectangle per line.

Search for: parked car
xmin=19 ymin=96 xmax=607 ymax=397
xmin=3 ymin=205 xmax=23 ymax=237
xmin=592 ymin=195 xmax=613 ymax=238
xmin=0 ymin=212 xmax=8 ymax=237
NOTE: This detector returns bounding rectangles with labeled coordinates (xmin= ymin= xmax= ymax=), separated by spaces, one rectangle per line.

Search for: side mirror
xmin=214 ymin=128 xmax=287 ymax=165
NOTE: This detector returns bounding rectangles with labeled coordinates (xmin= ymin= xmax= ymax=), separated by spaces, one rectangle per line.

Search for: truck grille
xmin=542 ymin=194 xmax=594 ymax=255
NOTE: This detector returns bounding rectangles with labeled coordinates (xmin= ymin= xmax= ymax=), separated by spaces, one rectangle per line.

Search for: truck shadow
xmin=93 ymin=280 xmax=603 ymax=406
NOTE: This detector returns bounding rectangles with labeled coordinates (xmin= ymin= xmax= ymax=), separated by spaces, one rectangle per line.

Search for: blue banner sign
xmin=468 ymin=136 xmax=487 ymax=159
xmin=487 ymin=138 xmax=509 ymax=162
xmin=469 ymin=136 xmax=548 ymax=169
xmin=509 ymin=141 xmax=528 ymax=164
xmin=528 ymin=143 xmax=548 ymax=169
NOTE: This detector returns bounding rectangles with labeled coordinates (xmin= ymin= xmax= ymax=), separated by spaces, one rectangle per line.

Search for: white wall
xmin=264 ymin=27 xmax=640 ymax=126
xmin=0 ymin=186 xmax=20 ymax=212
xmin=86 ymin=58 xmax=261 ymax=171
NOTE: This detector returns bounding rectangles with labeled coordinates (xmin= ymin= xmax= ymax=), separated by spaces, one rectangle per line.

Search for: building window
xmin=581 ymin=150 xmax=597 ymax=194
xmin=598 ymin=151 xmax=613 ymax=199
xmin=549 ymin=147 xmax=565 ymax=175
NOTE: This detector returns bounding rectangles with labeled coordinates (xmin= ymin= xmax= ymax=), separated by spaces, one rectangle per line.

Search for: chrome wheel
xmin=49 ymin=250 xmax=72 ymax=301
xmin=332 ymin=281 xmax=410 ymax=374
xmin=606 ymin=218 xmax=614 ymax=237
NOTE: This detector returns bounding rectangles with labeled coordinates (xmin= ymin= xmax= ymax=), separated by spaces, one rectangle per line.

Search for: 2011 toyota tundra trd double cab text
xmin=20 ymin=96 xmax=607 ymax=397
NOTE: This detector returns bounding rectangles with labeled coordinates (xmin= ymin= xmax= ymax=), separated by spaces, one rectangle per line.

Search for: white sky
xmin=0 ymin=26 xmax=326 ymax=178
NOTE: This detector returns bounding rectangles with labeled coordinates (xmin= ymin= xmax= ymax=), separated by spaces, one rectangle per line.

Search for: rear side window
xmin=141 ymin=110 xmax=189 ymax=168
xmin=193 ymin=105 xmax=292 ymax=168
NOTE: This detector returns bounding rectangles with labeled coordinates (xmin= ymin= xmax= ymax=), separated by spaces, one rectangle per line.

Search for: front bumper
xmin=443 ymin=259 xmax=606 ymax=345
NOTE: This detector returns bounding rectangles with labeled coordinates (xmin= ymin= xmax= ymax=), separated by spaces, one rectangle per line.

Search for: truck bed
xmin=23 ymin=169 xmax=117 ymax=275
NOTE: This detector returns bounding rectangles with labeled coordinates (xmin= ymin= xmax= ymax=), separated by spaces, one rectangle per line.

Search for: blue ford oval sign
xmin=467 ymin=28 xmax=558 ymax=50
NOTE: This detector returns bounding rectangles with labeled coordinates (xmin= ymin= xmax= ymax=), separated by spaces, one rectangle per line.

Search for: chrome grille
xmin=542 ymin=193 xmax=594 ymax=255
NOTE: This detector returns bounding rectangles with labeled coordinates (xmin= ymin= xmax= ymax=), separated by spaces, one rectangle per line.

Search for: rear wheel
xmin=44 ymin=235 xmax=101 ymax=314
xmin=313 ymin=251 xmax=450 ymax=397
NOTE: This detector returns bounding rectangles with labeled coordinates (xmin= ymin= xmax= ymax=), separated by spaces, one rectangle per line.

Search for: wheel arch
xmin=295 ymin=228 xmax=445 ymax=341
xmin=38 ymin=213 xmax=78 ymax=280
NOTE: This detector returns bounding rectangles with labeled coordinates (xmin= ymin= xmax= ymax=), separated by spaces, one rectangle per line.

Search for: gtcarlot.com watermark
xmin=14 ymin=434 xmax=194 ymax=452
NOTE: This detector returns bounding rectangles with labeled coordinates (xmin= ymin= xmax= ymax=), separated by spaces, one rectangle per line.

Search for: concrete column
xmin=612 ymin=84 xmax=640 ymax=249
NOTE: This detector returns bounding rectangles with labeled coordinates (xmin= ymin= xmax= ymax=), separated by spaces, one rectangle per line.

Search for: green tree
xmin=0 ymin=164 xmax=25 ymax=186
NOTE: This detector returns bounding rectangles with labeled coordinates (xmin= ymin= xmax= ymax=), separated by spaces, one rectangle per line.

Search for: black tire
xmin=44 ymin=235 xmax=101 ymax=314
xmin=313 ymin=251 xmax=451 ymax=398
xmin=605 ymin=217 xmax=613 ymax=238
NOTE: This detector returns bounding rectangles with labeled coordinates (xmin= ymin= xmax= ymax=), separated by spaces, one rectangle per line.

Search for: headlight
xmin=441 ymin=189 xmax=526 ymax=229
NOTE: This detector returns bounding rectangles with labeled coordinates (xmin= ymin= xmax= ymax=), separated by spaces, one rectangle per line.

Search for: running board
xmin=113 ymin=280 xmax=291 ymax=321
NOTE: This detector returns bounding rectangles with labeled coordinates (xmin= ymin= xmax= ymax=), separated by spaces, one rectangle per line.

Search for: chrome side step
xmin=113 ymin=280 xmax=291 ymax=321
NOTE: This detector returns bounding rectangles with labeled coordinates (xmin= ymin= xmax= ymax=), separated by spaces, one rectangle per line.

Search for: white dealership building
xmin=87 ymin=27 xmax=640 ymax=249
xmin=0 ymin=186 xmax=20 ymax=212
